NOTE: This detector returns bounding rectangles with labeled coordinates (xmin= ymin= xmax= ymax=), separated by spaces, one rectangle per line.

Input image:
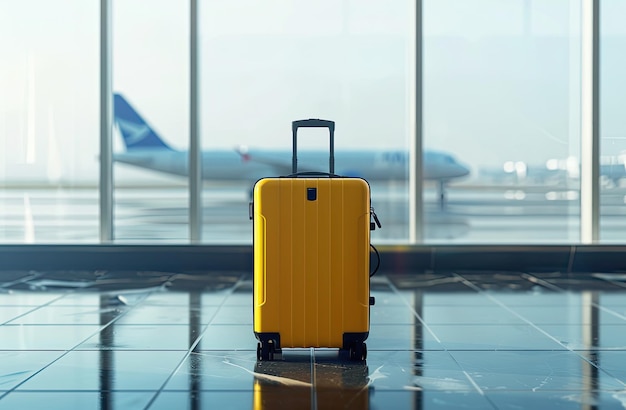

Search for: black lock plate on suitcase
xmin=307 ymin=187 xmax=317 ymax=201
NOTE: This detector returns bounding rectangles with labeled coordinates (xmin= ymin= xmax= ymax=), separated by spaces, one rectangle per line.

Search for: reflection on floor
xmin=0 ymin=270 xmax=626 ymax=409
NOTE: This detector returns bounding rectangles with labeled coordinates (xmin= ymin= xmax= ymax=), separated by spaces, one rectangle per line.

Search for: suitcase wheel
xmin=257 ymin=340 xmax=278 ymax=361
xmin=349 ymin=342 xmax=367 ymax=361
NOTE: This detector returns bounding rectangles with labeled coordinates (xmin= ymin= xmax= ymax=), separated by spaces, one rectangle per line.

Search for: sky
xmin=2 ymin=0 xmax=626 ymax=183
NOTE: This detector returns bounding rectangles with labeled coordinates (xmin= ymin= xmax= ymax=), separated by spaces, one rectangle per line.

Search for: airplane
xmin=112 ymin=93 xmax=470 ymax=207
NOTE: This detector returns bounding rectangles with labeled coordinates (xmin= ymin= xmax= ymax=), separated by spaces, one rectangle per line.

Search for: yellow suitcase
xmin=251 ymin=119 xmax=380 ymax=361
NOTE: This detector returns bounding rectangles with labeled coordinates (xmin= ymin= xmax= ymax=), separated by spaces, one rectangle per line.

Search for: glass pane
xmin=112 ymin=0 xmax=189 ymax=243
xmin=0 ymin=1 xmax=99 ymax=243
xmin=600 ymin=0 xmax=626 ymax=242
xmin=199 ymin=0 xmax=412 ymax=243
xmin=424 ymin=0 xmax=581 ymax=243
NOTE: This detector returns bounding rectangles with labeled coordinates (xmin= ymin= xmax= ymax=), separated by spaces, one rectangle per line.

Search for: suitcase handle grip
xmin=292 ymin=119 xmax=335 ymax=130
xmin=285 ymin=171 xmax=341 ymax=178
xmin=292 ymin=119 xmax=335 ymax=174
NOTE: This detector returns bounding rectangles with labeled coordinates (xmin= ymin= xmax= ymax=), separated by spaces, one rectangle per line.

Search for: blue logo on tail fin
xmin=113 ymin=93 xmax=173 ymax=151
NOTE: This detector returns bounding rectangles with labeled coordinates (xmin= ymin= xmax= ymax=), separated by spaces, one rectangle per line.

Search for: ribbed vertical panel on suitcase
xmin=253 ymin=177 xmax=370 ymax=349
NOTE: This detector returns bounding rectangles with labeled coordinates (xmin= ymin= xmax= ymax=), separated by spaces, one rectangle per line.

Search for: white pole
xmin=100 ymin=0 xmax=113 ymax=242
xmin=190 ymin=0 xmax=202 ymax=243
xmin=409 ymin=0 xmax=424 ymax=243
xmin=580 ymin=0 xmax=600 ymax=243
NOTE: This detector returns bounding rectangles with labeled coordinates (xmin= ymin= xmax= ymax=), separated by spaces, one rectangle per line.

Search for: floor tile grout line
xmin=1 ymin=272 xmax=185 ymax=326
xmin=0 ymin=290 xmax=75 ymax=326
xmin=141 ymin=274 xmax=249 ymax=409
xmin=0 ymin=270 xmax=136 ymax=306
xmin=462 ymin=370 xmax=485 ymax=395
xmin=431 ymin=271 xmax=583 ymax=407
xmin=453 ymin=272 xmax=626 ymax=390
xmin=593 ymin=303 xmax=626 ymax=322
xmin=594 ymin=275 xmax=626 ymax=290
xmin=310 ymin=347 xmax=317 ymax=410
xmin=520 ymin=273 xmax=566 ymax=293
xmin=1 ymin=388 xmax=263 ymax=393
xmin=143 ymin=273 xmax=248 ymax=410
xmin=389 ymin=272 xmax=626 ymax=402
xmin=527 ymin=271 xmax=626 ymax=295
xmin=385 ymin=275 xmax=499 ymax=405
xmin=0 ymin=272 xmax=45 ymax=290
xmin=0 ymin=278 xmax=171 ymax=401
xmin=383 ymin=276 xmax=443 ymax=345
xmin=5 ymin=387 xmax=626 ymax=393
xmin=6 ymin=271 xmax=625 ymax=403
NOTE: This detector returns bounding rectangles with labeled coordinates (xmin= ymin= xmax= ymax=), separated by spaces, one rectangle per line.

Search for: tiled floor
xmin=1 ymin=270 xmax=626 ymax=409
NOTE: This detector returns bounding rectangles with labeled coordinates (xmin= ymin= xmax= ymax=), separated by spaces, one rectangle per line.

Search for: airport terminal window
xmin=0 ymin=1 xmax=617 ymax=246
xmin=112 ymin=0 xmax=190 ymax=243
xmin=423 ymin=0 xmax=581 ymax=243
xmin=199 ymin=0 xmax=412 ymax=243
xmin=0 ymin=1 xmax=100 ymax=243
xmin=600 ymin=1 xmax=626 ymax=243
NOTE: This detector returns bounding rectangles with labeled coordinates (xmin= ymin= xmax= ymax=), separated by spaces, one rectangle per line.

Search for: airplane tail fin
xmin=113 ymin=93 xmax=173 ymax=151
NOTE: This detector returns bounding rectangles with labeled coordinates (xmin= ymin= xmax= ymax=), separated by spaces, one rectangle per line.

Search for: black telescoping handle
xmin=292 ymin=119 xmax=335 ymax=174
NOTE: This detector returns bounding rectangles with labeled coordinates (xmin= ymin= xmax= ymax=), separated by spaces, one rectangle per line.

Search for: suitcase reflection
xmin=253 ymin=356 xmax=370 ymax=409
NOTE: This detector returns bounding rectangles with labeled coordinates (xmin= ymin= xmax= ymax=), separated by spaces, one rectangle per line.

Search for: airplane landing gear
xmin=437 ymin=180 xmax=447 ymax=210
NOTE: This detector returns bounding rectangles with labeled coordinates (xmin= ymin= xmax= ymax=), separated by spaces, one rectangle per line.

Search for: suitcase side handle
xmin=292 ymin=119 xmax=335 ymax=174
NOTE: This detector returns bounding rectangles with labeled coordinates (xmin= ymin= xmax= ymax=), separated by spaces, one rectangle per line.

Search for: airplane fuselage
xmin=113 ymin=149 xmax=470 ymax=182
xmin=111 ymin=93 xmax=471 ymax=186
